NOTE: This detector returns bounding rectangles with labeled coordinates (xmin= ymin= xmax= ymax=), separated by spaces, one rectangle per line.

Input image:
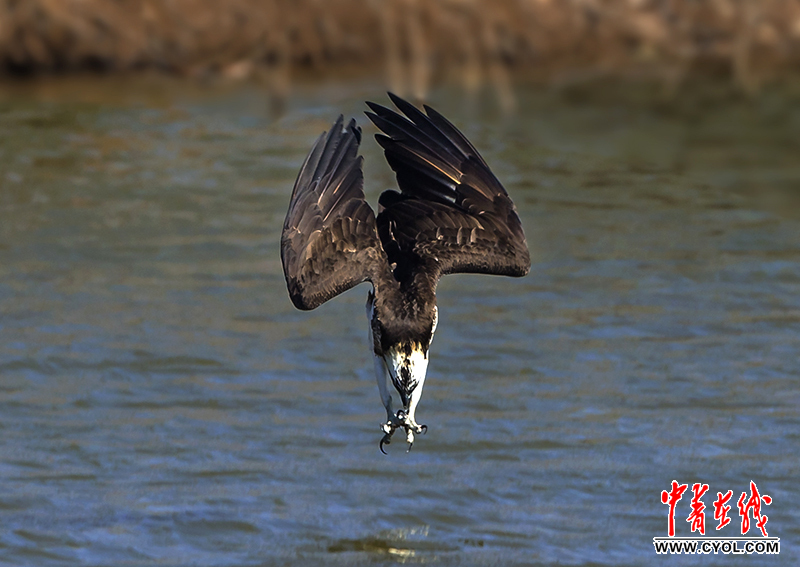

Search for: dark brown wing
xmin=281 ymin=117 xmax=391 ymax=310
xmin=365 ymin=93 xmax=530 ymax=282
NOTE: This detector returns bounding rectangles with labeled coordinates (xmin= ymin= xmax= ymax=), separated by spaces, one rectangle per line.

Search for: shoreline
xmin=1 ymin=0 xmax=800 ymax=104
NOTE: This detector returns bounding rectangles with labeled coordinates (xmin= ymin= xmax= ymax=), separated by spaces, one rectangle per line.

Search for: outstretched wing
xmin=365 ymin=93 xmax=530 ymax=282
xmin=281 ymin=117 xmax=389 ymax=310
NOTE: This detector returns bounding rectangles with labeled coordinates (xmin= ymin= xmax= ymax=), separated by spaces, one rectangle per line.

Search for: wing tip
xmin=290 ymin=293 xmax=316 ymax=311
xmin=386 ymin=91 xmax=404 ymax=108
xmin=514 ymin=247 xmax=532 ymax=277
xmin=365 ymin=100 xmax=387 ymax=114
xmin=345 ymin=116 xmax=362 ymax=143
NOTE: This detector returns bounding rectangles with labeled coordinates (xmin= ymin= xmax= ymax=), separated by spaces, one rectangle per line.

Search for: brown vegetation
xmin=1 ymin=0 xmax=800 ymax=94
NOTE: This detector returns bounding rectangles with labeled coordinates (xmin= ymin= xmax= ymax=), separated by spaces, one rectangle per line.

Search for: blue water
xmin=0 ymin=77 xmax=798 ymax=565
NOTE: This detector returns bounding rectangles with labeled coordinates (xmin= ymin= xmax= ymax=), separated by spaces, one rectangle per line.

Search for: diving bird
xmin=281 ymin=94 xmax=530 ymax=453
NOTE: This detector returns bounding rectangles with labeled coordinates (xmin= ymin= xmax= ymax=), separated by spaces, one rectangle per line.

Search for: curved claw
xmin=420 ymin=424 xmax=427 ymax=434
xmin=379 ymin=434 xmax=392 ymax=455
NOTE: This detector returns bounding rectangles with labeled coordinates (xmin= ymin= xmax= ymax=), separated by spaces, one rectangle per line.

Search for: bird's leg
xmin=379 ymin=411 xmax=405 ymax=454
xmin=373 ymin=353 xmax=402 ymax=454
xmin=404 ymin=375 xmax=428 ymax=437
xmin=373 ymin=356 xmax=394 ymax=419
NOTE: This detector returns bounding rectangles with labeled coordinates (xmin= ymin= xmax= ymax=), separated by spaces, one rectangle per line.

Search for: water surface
xmin=1 ymin=77 xmax=799 ymax=565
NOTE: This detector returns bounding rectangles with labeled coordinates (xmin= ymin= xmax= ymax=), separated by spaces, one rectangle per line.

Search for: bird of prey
xmin=281 ymin=94 xmax=530 ymax=453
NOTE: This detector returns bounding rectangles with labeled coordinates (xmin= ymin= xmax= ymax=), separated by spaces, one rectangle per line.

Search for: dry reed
xmin=1 ymin=0 xmax=800 ymax=97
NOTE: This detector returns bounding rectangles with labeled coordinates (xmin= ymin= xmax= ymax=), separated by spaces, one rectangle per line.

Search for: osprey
xmin=281 ymin=94 xmax=530 ymax=453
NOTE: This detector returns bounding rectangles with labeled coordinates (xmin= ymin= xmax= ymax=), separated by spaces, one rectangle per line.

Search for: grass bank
xmin=2 ymin=0 xmax=800 ymax=96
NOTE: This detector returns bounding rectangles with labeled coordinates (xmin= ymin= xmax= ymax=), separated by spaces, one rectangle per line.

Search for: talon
xmin=420 ymin=424 xmax=427 ymax=434
xmin=380 ymin=434 xmax=392 ymax=455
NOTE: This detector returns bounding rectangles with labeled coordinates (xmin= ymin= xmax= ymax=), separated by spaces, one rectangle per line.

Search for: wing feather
xmin=366 ymin=94 xmax=530 ymax=281
xmin=281 ymin=117 xmax=390 ymax=310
